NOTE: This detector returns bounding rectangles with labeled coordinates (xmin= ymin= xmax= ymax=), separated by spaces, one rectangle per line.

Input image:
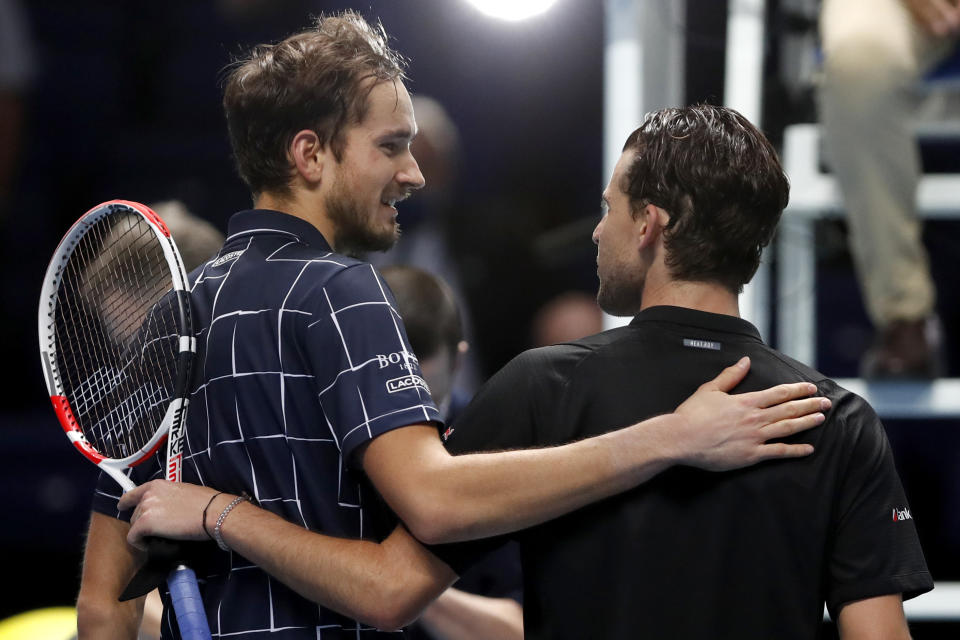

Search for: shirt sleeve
xmin=825 ymin=393 xmax=934 ymax=617
xmin=308 ymin=263 xmax=442 ymax=466
xmin=90 ymin=470 xmax=125 ymax=518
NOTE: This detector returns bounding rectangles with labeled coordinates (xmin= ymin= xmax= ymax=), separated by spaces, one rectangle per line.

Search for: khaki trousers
xmin=818 ymin=0 xmax=956 ymax=326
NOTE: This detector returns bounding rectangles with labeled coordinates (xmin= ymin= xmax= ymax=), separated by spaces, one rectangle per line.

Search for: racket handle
xmin=167 ymin=564 xmax=212 ymax=640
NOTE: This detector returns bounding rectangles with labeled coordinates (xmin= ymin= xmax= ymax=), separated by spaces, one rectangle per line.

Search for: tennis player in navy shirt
xmin=78 ymin=12 xmax=831 ymax=640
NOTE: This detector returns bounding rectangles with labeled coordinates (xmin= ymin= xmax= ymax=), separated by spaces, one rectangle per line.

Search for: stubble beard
xmin=326 ymin=176 xmax=400 ymax=258
xmin=596 ymin=267 xmax=645 ymax=317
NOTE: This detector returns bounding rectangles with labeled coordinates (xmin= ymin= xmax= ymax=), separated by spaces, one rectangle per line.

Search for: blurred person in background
xmin=819 ymin=0 xmax=960 ymax=377
xmin=0 ymin=0 xmax=34 ymax=220
xmin=0 ymin=0 xmax=36 ymax=413
xmin=150 ymin=200 xmax=227 ymax=272
xmin=530 ymin=290 xmax=603 ymax=348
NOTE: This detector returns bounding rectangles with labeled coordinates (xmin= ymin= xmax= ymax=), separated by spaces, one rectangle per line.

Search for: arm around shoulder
xmin=361 ymin=358 xmax=826 ymax=544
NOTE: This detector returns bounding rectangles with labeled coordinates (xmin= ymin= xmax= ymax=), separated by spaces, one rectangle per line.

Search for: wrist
xmin=201 ymin=492 xmax=225 ymax=540
xmin=634 ymin=413 xmax=687 ymax=467
xmin=212 ymin=492 xmax=253 ymax=551
xmin=601 ymin=413 xmax=682 ymax=487
xmin=203 ymin=493 xmax=237 ymax=542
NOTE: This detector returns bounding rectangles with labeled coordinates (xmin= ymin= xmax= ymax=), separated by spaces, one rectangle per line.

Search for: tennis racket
xmin=38 ymin=200 xmax=211 ymax=640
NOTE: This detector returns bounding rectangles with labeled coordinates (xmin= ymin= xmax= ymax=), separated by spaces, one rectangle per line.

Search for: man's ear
xmin=289 ymin=130 xmax=329 ymax=185
xmin=636 ymin=203 xmax=666 ymax=250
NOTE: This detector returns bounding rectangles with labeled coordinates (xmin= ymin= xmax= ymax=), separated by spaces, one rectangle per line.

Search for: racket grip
xmin=167 ymin=564 xmax=212 ymax=640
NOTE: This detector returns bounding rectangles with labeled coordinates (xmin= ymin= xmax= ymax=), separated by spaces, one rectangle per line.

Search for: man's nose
xmin=399 ymin=155 xmax=426 ymax=190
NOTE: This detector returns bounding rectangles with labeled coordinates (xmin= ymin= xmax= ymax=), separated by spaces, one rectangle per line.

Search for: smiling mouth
xmin=381 ymin=191 xmax=412 ymax=210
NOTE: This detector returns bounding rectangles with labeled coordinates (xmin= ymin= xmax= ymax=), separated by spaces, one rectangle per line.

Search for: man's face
xmin=325 ymin=80 xmax=425 ymax=255
xmin=592 ymin=151 xmax=646 ymax=316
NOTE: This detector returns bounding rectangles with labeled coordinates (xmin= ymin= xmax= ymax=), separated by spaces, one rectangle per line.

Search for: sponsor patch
xmin=683 ymin=338 xmax=722 ymax=351
xmin=892 ymin=507 xmax=913 ymax=522
xmin=386 ymin=374 xmax=429 ymax=394
xmin=211 ymin=250 xmax=245 ymax=267
xmin=376 ymin=351 xmax=419 ymax=371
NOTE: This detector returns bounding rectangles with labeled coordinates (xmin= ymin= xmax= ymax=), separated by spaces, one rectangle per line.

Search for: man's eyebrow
xmin=378 ymin=127 xmax=416 ymax=141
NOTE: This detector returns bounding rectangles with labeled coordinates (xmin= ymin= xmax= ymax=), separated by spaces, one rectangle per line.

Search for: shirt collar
xmin=629 ymin=305 xmax=763 ymax=342
xmin=225 ymin=209 xmax=334 ymax=252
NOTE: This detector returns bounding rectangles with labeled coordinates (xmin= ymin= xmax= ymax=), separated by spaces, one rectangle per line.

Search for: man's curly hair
xmin=621 ymin=105 xmax=790 ymax=293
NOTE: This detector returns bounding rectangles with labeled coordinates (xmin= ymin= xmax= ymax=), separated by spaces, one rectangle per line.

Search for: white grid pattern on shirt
xmin=95 ymin=217 xmax=439 ymax=639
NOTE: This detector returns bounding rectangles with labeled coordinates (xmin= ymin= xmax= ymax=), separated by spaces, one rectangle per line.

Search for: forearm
xmin=76 ymin=512 xmax=145 ymax=640
xmin=418 ymin=588 xmax=523 ymax=640
xmin=76 ymin=597 xmax=143 ymax=640
xmin=364 ymin=416 xmax=682 ymax=544
xmin=837 ymin=594 xmax=912 ymax=640
xmin=211 ymin=498 xmax=456 ymax=629
xmin=76 ymin=594 xmax=143 ymax=640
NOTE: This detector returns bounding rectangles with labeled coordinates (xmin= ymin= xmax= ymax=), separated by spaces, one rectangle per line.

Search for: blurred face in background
xmin=418 ymin=341 xmax=465 ymax=418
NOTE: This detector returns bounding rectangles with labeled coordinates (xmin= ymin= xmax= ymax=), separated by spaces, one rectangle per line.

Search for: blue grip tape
xmin=167 ymin=565 xmax=212 ymax=640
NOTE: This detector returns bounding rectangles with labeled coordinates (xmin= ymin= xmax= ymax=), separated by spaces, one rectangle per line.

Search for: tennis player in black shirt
xmin=425 ymin=105 xmax=932 ymax=638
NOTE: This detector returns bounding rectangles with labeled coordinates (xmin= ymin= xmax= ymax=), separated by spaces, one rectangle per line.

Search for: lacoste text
xmin=386 ymin=375 xmax=429 ymax=394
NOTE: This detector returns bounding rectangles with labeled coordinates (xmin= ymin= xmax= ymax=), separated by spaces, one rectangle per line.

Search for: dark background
xmin=2 ymin=0 xmax=958 ymax=630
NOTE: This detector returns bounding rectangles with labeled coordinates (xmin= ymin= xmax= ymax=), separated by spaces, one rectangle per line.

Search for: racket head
xmin=38 ymin=200 xmax=195 ymax=489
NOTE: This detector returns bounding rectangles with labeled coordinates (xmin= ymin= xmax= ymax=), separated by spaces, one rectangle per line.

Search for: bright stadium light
xmin=464 ymin=0 xmax=559 ymax=21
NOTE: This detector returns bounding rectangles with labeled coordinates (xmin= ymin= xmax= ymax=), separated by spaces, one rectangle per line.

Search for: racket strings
xmin=57 ymin=216 xmax=145 ymax=452
xmin=54 ymin=210 xmax=182 ymax=459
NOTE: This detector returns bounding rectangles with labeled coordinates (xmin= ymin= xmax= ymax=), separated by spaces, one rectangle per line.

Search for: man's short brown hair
xmin=223 ymin=11 xmax=407 ymax=197
xmin=621 ymin=105 xmax=790 ymax=293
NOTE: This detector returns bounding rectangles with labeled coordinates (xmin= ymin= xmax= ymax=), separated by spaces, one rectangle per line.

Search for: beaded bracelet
xmin=201 ymin=492 xmax=225 ymax=541
xmin=213 ymin=492 xmax=251 ymax=552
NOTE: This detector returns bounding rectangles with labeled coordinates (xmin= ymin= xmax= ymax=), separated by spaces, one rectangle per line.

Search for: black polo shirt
xmin=93 ymin=209 xmax=442 ymax=639
xmin=434 ymin=305 xmax=932 ymax=639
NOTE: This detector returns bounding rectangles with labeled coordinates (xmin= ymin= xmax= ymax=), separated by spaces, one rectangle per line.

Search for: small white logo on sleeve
xmin=892 ymin=507 xmax=913 ymax=522
xmin=211 ymin=250 xmax=245 ymax=267
xmin=386 ymin=374 xmax=429 ymax=394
